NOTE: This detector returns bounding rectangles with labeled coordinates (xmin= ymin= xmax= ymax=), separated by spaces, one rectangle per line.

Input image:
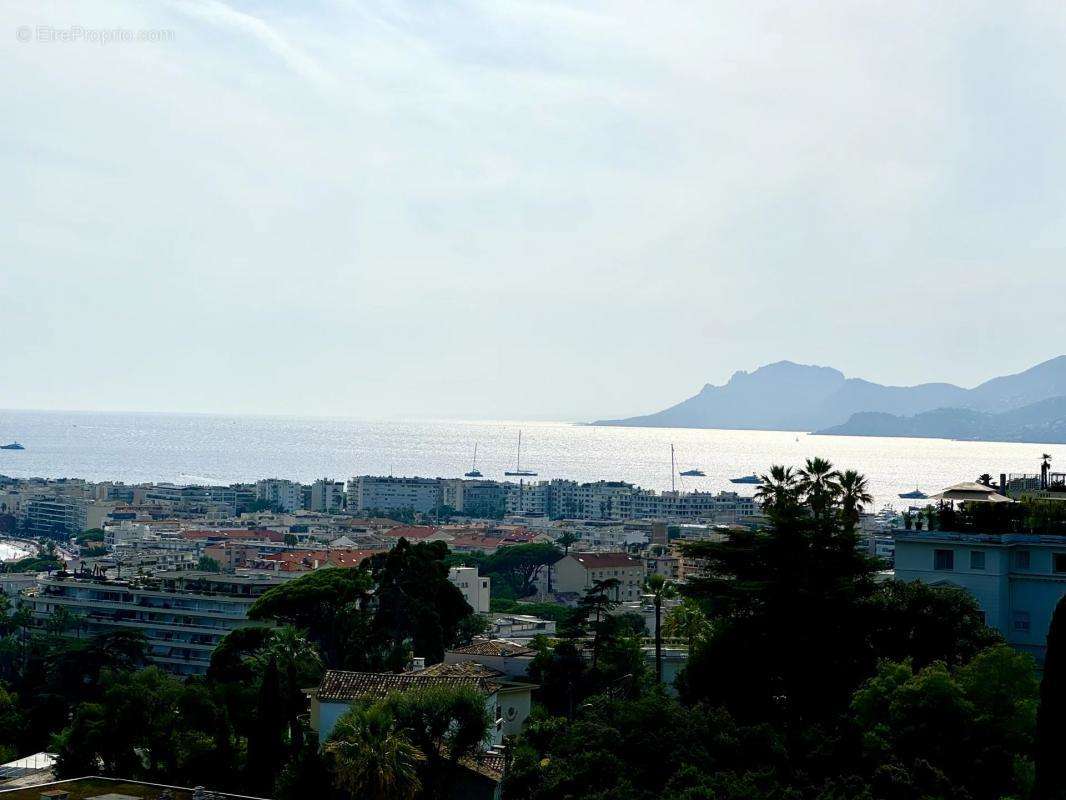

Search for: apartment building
xmin=441 ymin=479 xmax=507 ymax=515
xmin=895 ymin=530 xmax=1066 ymax=663
xmin=256 ymin=479 xmax=306 ymax=512
xmin=310 ymin=479 xmax=345 ymax=512
xmin=24 ymin=497 xmax=119 ymax=537
xmin=346 ymin=476 xmax=442 ymax=514
xmin=30 ymin=570 xmax=290 ymax=675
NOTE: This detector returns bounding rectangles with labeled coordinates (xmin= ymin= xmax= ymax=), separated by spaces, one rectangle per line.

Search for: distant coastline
xmin=592 ymin=356 xmax=1066 ymax=445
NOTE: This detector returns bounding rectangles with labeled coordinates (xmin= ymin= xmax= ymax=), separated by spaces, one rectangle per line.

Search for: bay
xmin=0 ymin=410 xmax=1057 ymax=511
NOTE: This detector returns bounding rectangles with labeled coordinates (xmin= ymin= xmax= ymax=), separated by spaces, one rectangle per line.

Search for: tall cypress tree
xmin=245 ymin=655 xmax=287 ymax=794
xmin=1036 ymin=595 xmax=1066 ymax=800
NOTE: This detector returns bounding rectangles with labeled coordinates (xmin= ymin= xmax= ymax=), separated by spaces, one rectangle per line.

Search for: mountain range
xmin=591 ymin=356 xmax=1066 ymax=443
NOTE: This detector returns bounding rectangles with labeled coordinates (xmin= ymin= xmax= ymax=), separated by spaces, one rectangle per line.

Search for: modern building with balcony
xmin=29 ymin=570 xmax=291 ymax=675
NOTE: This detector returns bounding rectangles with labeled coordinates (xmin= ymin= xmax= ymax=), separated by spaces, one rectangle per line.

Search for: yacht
xmin=464 ymin=443 xmax=483 ymax=478
xmin=504 ymin=431 xmax=537 ymax=477
xmin=679 ymin=468 xmax=705 ymax=477
xmin=0 ymin=442 xmax=24 ymax=450
xmin=729 ymin=473 xmax=763 ymax=485
xmin=898 ymin=487 xmax=928 ymax=500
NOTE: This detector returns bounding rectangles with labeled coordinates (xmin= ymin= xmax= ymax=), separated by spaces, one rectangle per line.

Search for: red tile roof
xmin=449 ymin=639 xmax=536 ymax=658
xmin=381 ymin=525 xmax=439 ymax=540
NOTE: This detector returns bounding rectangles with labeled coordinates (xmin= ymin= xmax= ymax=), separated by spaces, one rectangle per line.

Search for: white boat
xmin=464 ymin=443 xmax=483 ymax=478
xmin=504 ymin=431 xmax=537 ymax=477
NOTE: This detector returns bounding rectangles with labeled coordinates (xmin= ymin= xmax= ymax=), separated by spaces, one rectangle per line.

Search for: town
xmin=2 ymin=458 xmax=1066 ymax=800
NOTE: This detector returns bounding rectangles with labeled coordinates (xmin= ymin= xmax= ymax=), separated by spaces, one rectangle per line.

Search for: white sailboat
xmin=464 ymin=443 xmax=483 ymax=478
xmin=504 ymin=431 xmax=537 ymax=476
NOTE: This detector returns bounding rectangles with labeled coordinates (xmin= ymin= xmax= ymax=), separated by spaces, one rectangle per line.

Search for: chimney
xmin=1000 ymin=473 xmax=1007 ymax=495
xmin=409 ymin=656 xmax=426 ymax=672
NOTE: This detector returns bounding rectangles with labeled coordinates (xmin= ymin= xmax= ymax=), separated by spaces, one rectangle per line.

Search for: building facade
xmin=449 ymin=565 xmax=491 ymax=613
xmin=894 ymin=530 xmax=1066 ymax=662
xmin=30 ymin=570 xmax=290 ymax=675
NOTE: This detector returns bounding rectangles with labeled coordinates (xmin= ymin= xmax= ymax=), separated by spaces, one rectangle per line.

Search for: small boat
xmin=898 ymin=487 xmax=928 ymax=500
xmin=730 ymin=473 xmax=763 ymax=485
xmin=503 ymin=431 xmax=537 ymax=477
xmin=0 ymin=442 xmax=24 ymax=450
xmin=464 ymin=443 xmax=483 ymax=478
xmin=679 ymin=469 xmax=705 ymax=477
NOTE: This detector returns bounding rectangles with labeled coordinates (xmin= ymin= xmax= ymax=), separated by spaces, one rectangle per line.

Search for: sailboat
xmin=504 ymin=431 xmax=537 ymax=476
xmin=464 ymin=443 xmax=483 ymax=478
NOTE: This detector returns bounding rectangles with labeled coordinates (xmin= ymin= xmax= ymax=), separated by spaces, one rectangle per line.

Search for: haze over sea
xmin=0 ymin=410 xmax=1058 ymax=511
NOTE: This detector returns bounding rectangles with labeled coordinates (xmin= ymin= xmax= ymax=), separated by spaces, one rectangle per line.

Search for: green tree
xmin=379 ymin=683 xmax=490 ymax=800
xmin=326 ymin=704 xmax=422 ymax=800
xmin=678 ymin=462 xmax=879 ymax=722
xmin=252 ymin=626 xmax=323 ymax=752
xmin=485 ymin=542 xmax=563 ymax=597
xmin=557 ymin=531 xmax=578 ymax=555
xmin=1037 ymin=595 xmax=1066 ymax=800
xmin=645 ymin=573 xmax=678 ymax=684
xmin=866 ymin=580 xmax=1001 ymax=670
xmin=249 ymin=567 xmax=374 ymax=667
xmin=370 ymin=539 xmax=472 ymax=667
xmin=663 ymin=598 xmax=711 ymax=652
xmin=197 ymin=555 xmax=222 ymax=572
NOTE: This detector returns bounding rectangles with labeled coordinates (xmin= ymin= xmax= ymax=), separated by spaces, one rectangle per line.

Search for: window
xmin=1014 ymin=550 xmax=1031 ymax=570
xmin=1013 ymin=611 xmax=1031 ymax=632
xmin=933 ymin=549 xmax=954 ymax=571
xmin=970 ymin=550 xmax=986 ymax=570
xmin=1055 ymin=554 xmax=1066 ymax=574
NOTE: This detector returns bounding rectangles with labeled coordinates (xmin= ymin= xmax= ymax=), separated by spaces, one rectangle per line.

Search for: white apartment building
xmin=347 ymin=476 xmax=442 ymax=514
xmin=553 ymin=552 xmax=645 ymax=602
xmin=256 ymin=479 xmax=306 ymax=512
xmin=448 ymin=565 xmax=491 ymax=613
xmin=30 ymin=570 xmax=291 ymax=675
xmin=505 ymin=481 xmax=551 ymax=516
xmin=895 ymin=530 xmax=1066 ymax=663
xmin=310 ymin=479 xmax=345 ymax=513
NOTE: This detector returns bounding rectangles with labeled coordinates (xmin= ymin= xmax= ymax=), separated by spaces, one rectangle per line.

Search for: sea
xmin=0 ymin=409 xmax=1058 ymax=512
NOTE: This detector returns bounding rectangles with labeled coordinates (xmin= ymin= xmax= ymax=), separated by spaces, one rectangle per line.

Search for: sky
xmin=3 ymin=1 xmax=1066 ymax=422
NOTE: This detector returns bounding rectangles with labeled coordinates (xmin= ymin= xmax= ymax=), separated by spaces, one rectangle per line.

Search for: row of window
xmin=932 ymin=549 xmax=1066 ymax=573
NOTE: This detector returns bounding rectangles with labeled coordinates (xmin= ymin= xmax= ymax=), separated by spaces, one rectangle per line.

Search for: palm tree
xmin=663 ymin=598 xmax=711 ymax=652
xmin=644 ymin=573 xmax=678 ymax=684
xmin=256 ymin=626 xmax=324 ymax=752
xmin=327 ymin=705 xmax=422 ymax=800
xmin=837 ymin=469 xmax=873 ymax=532
xmin=755 ymin=465 xmax=799 ymax=513
xmin=797 ymin=457 xmax=840 ymax=519
xmin=977 ymin=473 xmax=994 ymax=487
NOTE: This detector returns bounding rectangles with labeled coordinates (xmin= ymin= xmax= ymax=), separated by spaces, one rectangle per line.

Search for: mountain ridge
xmin=591 ymin=356 xmax=1066 ymax=439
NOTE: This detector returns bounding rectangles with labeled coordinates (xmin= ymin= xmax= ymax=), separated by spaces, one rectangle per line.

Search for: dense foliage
xmin=506 ymin=458 xmax=1041 ymax=800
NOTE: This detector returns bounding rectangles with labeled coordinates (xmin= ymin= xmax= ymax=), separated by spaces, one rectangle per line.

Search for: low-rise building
xmin=449 ymin=565 xmax=491 ymax=613
xmin=552 ymin=552 xmax=644 ymax=602
xmin=308 ymin=663 xmax=534 ymax=745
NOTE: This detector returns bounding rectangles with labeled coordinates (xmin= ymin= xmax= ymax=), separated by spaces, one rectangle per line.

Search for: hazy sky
xmin=4 ymin=1 xmax=1066 ymax=421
